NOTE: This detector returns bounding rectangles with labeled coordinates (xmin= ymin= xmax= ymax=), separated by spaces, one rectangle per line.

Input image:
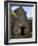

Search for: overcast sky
xmin=11 ymin=6 xmax=32 ymax=19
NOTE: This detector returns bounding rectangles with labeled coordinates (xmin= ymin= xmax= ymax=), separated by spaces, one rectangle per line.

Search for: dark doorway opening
xmin=20 ymin=26 xmax=26 ymax=36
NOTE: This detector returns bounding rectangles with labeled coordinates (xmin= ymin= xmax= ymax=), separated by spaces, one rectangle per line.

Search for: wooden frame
xmin=4 ymin=1 xmax=37 ymax=45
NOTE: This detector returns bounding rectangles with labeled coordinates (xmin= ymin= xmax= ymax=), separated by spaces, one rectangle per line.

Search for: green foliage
xmin=11 ymin=11 xmax=17 ymax=17
xmin=29 ymin=19 xmax=32 ymax=32
xmin=24 ymin=32 xmax=32 ymax=38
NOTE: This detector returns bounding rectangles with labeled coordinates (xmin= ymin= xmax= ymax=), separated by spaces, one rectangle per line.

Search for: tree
xmin=29 ymin=17 xmax=32 ymax=32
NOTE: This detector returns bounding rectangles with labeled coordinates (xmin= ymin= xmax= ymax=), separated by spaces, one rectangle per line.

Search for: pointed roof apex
xmin=14 ymin=6 xmax=27 ymax=14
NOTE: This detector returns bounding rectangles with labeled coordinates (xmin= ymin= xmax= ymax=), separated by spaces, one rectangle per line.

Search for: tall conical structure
xmin=11 ymin=7 xmax=29 ymax=38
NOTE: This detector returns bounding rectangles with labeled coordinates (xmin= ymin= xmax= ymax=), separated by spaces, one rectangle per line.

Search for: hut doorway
xmin=20 ymin=26 xmax=26 ymax=36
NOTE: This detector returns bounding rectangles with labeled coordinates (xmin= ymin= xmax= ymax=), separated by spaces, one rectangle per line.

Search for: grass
xmin=24 ymin=32 xmax=32 ymax=38
xmin=11 ymin=32 xmax=32 ymax=38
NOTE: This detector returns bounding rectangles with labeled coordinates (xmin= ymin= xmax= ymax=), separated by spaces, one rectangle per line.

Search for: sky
xmin=11 ymin=6 xmax=32 ymax=19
